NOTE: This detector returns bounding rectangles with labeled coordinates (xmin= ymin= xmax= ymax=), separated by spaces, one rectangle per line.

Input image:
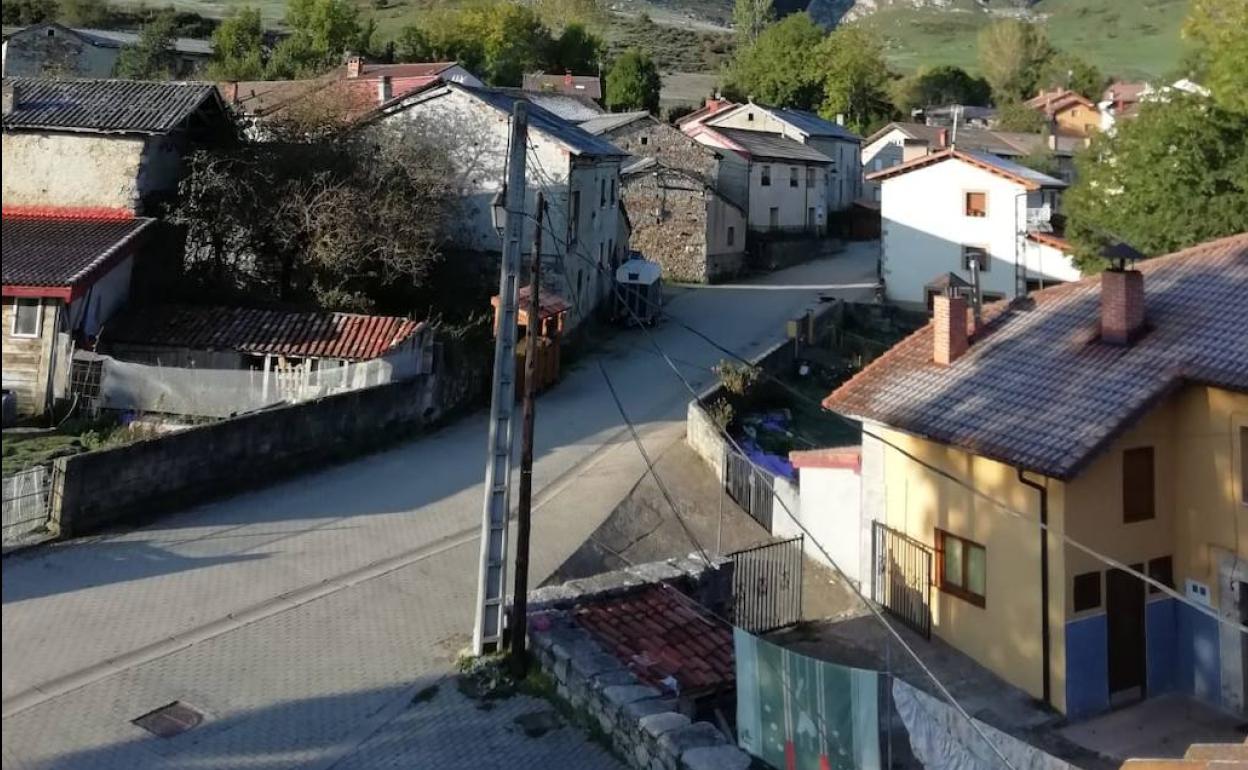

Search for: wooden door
xmin=1106 ymin=566 xmax=1146 ymax=704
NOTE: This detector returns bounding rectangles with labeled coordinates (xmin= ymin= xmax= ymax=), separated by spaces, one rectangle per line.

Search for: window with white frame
xmin=11 ymin=298 xmax=41 ymax=338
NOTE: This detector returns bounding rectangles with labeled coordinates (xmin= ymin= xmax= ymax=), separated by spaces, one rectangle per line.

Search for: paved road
xmin=0 ymin=245 xmax=878 ymax=769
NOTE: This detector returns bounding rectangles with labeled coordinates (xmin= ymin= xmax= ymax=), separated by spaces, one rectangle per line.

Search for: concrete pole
xmin=510 ymin=192 xmax=543 ymax=677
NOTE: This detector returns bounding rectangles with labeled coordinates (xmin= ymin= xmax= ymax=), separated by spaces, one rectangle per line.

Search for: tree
xmin=417 ymin=2 xmax=553 ymax=85
xmin=266 ymin=0 xmax=364 ymax=78
xmin=395 ymin=24 xmax=433 ymax=62
xmin=115 ymin=11 xmax=178 ymax=80
xmin=1182 ymin=0 xmax=1248 ymax=114
xmin=994 ymin=99 xmax=1048 ymax=132
xmin=816 ymin=25 xmax=895 ymax=135
xmin=1 ymin=0 xmax=57 ymax=25
xmin=549 ymin=22 xmax=603 ymax=74
xmin=1037 ymin=52 xmax=1106 ymax=101
xmin=605 ymin=49 xmax=660 ymax=113
xmin=722 ymin=12 xmax=824 ymax=111
xmin=208 ymin=6 xmax=266 ymax=81
xmin=733 ymin=0 xmax=773 ymax=47
xmin=891 ymin=65 xmax=991 ymax=113
xmin=977 ymin=19 xmax=1054 ymax=102
xmin=1063 ymin=95 xmax=1248 ymax=272
xmin=57 ymin=0 xmax=109 ymax=27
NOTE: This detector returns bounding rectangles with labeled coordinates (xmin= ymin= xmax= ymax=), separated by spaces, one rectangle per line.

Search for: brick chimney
xmin=346 ymin=54 xmax=364 ymax=79
xmin=2 ymin=81 xmax=17 ymax=115
xmin=933 ymin=293 xmax=969 ymax=366
xmin=1101 ymin=268 xmax=1145 ymax=345
xmin=377 ymin=75 xmax=392 ymax=104
xmin=937 ymin=128 xmax=948 ymax=149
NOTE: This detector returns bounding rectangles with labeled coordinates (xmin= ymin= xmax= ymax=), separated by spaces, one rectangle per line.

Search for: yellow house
xmin=1026 ymin=89 xmax=1101 ymax=137
xmin=824 ymin=233 xmax=1248 ymax=720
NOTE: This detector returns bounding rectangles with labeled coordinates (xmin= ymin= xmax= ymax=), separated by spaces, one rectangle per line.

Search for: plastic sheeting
xmin=735 ymin=628 xmax=881 ymax=770
xmin=892 ymin=679 xmax=1076 ymax=770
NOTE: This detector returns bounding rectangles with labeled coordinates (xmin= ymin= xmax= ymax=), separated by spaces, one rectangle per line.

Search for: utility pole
xmin=510 ymin=192 xmax=543 ymax=677
xmin=473 ymin=101 xmax=528 ymax=656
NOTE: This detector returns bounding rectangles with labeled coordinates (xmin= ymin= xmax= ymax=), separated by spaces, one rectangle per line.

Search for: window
xmin=1123 ymin=447 xmax=1156 ymax=523
xmin=570 ymin=191 xmax=580 ymax=243
xmin=600 ymin=179 xmax=606 ymax=207
xmin=806 ymin=167 xmax=816 ymax=188
xmin=936 ymin=529 xmax=986 ymax=607
xmin=747 ymin=111 xmax=754 ymax=122
xmin=962 ymin=246 xmax=989 ymax=272
xmin=1073 ymin=571 xmax=1101 ymax=611
xmin=807 ymin=207 xmax=815 ymax=229
xmin=11 ymin=297 xmax=41 ymax=338
xmin=789 ymin=167 xmax=798 ymax=188
xmin=768 ymin=207 xmax=779 ymax=228
xmin=610 ymin=179 xmax=616 ymax=205
xmin=1147 ymin=556 xmax=1174 ymax=594
xmin=761 ymin=165 xmax=771 ymax=186
xmin=727 ymin=226 xmax=735 ymax=246
xmin=964 ymin=191 xmax=987 ymax=217
xmin=640 ymin=136 xmax=648 ymax=146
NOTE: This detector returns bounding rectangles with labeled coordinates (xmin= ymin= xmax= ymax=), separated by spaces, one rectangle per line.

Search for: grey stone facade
xmin=527 ymin=558 xmax=751 ymax=770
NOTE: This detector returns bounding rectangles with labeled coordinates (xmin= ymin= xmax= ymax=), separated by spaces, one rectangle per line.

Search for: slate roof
xmin=864 ymin=122 xmax=1023 ymax=156
xmin=714 ymin=127 xmax=833 ymax=163
xmin=577 ymin=111 xmax=651 ymax=136
xmin=1 ymin=214 xmax=154 ymax=290
xmin=3 ymin=78 xmax=222 ymax=134
xmin=823 ymin=234 xmax=1248 ymax=479
xmin=768 ymin=106 xmax=861 ymax=142
xmin=866 ymin=148 xmax=1066 ymax=189
xmin=106 ymin=305 xmax=424 ymax=362
xmin=572 ymin=585 xmax=735 ymax=695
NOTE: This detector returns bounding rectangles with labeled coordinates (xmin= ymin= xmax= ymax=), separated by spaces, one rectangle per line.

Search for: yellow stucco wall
xmin=1055 ymin=104 xmax=1101 ymax=137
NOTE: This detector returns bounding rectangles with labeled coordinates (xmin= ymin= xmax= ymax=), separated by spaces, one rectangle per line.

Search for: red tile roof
xmin=522 ymin=72 xmax=602 ymax=100
xmin=823 ymin=234 xmax=1248 ymax=479
xmin=790 ymin=447 xmax=861 ymax=471
xmin=1026 ymin=231 xmax=1073 ymax=252
xmin=573 ymin=585 xmax=734 ymax=696
xmin=223 ymin=63 xmax=461 ymax=119
xmin=2 ymin=213 xmax=154 ymax=297
xmin=105 ymin=304 xmax=424 ymax=362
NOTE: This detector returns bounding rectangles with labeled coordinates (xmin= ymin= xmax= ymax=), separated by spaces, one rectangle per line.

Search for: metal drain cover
xmin=132 ymin=701 xmax=203 ymax=738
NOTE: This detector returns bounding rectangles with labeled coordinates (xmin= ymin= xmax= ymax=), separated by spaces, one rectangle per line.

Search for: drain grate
xmin=132 ymin=701 xmax=203 ymax=738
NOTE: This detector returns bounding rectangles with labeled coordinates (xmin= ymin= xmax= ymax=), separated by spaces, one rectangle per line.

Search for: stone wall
xmin=622 ymin=172 xmax=710 ymax=284
xmin=50 ymin=340 xmax=487 ymax=536
xmin=604 ymin=120 xmax=718 ymax=182
xmin=527 ymin=558 xmax=751 ymax=770
xmin=750 ymin=234 xmax=846 ymax=271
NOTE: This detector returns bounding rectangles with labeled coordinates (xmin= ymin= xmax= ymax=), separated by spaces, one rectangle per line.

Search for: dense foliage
xmin=604 ymin=48 xmax=660 ymax=113
xmin=115 ymin=11 xmax=178 ymax=80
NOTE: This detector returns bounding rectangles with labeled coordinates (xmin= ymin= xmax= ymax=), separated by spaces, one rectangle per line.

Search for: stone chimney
xmin=346 ymin=54 xmax=364 ymax=79
xmin=933 ymin=293 xmax=969 ymax=366
xmin=377 ymin=75 xmax=392 ymax=104
xmin=1101 ymin=268 xmax=1145 ymax=345
xmin=2 ymin=81 xmax=17 ymax=115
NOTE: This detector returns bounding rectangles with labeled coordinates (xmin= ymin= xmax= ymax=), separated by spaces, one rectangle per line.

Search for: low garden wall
xmin=527 ymin=558 xmax=751 ymax=770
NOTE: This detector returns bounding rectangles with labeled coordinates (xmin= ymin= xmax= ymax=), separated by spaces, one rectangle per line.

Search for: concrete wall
xmin=50 ymin=342 xmax=486 ymax=536
xmin=1 ymin=298 xmax=62 ymax=415
xmin=783 ymin=464 xmax=863 ymax=582
xmin=880 ymin=159 xmax=1068 ymax=306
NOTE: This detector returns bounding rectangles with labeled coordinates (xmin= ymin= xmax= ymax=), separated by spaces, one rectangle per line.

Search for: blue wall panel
xmin=1146 ymin=598 xmax=1178 ymax=696
xmin=1177 ymin=602 xmax=1221 ymax=703
xmin=1065 ymin=614 xmax=1109 ymax=719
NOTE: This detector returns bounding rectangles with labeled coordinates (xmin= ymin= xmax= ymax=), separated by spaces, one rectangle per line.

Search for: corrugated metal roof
xmin=578 ymin=111 xmax=651 ymax=136
xmin=714 ymin=127 xmax=833 ymax=163
xmin=106 ymin=305 xmax=424 ymax=362
xmin=490 ymin=87 xmax=604 ymax=122
xmin=458 ymin=84 xmax=623 ymax=157
xmin=3 ymin=78 xmax=222 ymax=134
xmin=2 ymin=214 xmax=154 ymax=288
xmin=824 ymin=234 xmax=1248 ymax=479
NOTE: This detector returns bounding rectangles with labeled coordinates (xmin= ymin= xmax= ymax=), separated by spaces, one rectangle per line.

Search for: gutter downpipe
xmin=1018 ymin=467 xmax=1051 ymax=706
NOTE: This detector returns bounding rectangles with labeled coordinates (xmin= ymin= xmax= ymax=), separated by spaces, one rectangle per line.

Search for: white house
xmin=369 ymin=82 xmax=628 ymax=324
xmin=686 ymin=124 xmax=831 ymax=236
xmin=2 ymin=22 xmax=212 ymax=78
xmin=870 ymin=148 xmax=1080 ymax=309
xmin=689 ymin=101 xmax=862 ymax=214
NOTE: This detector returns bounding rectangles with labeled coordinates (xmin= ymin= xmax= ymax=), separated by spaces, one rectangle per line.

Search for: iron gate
xmin=725 ymin=449 xmax=774 ymax=530
xmin=729 ymin=536 xmax=803 ymax=633
xmin=871 ymin=522 xmax=932 ymax=639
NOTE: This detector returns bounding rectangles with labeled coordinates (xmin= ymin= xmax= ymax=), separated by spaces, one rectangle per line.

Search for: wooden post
xmin=510 ymin=192 xmax=543 ymax=677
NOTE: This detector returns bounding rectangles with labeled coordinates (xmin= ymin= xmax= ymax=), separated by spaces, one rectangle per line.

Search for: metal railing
xmin=725 ymin=450 xmax=774 ymax=531
xmin=871 ymin=522 xmax=932 ymax=639
xmin=728 ymin=536 xmax=804 ymax=633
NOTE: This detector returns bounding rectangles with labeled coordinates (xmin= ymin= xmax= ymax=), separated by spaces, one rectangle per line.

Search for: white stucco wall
xmin=781 ymin=464 xmax=865 ymax=584
xmin=744 ymin=160 xmax=828 ymax=234
xmin=861 ymin=130 xmax=909 ymax=203
xmin=1023 ymin=240 xmax=1083 ymax=285
xmin=2 ymin=132 xmax=151 ymax=210
xmin=879 ymin=158 xmax=1072 ymax=307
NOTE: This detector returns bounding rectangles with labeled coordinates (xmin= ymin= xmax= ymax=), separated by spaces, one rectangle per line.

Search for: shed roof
xmin=713 ymin=127 xmax=833 ymax=163
xmin=105 ymin=305 xmax=424 ymax=362
xmin=3 ymin=78 xmax=224 ymax=134
xmin=865 ymin=148 xmax=1066 ymax=189
xmin=823 ymin=234 xmax=1248 ymax=479
xmin=1 ymin=213 xmax=154 ymax=295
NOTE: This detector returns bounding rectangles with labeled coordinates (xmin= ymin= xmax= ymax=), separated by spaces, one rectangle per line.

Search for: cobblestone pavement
xmin=1 ymin=246 xmax=879 ymax=768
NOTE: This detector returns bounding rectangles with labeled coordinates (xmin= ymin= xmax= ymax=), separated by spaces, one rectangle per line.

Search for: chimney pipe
xmin=346 ymin=54 xmax=364 ymax=79
xmin=377 ymin=75 xmax=392 ymax=104
xmin=2 ymin=81 xmax=17 ymax=115
xmin=1101 ymin=268 xmax=1145 ymax=345
xmin=933 ymin=293 xmax=969 ymax=366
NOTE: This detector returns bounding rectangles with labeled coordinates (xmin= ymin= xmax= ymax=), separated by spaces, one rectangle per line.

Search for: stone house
xmin=366 ymin=81 xmax=628 ymax=324
xmin=621 ymin=159 xmax=747 ymax=283
xmin=2 ymin=22 xmax=212 ymax=79
xmin=2 ymin=77 xmax=234 ymax=216
xmin=580 ymin=112 xmax=747 ymax=282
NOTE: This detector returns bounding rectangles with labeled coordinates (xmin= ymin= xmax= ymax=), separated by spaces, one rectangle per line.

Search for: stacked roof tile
xmin=824 ymin=234 xmax=1248 ymax=479
xmin=1 ymin=215 xmax=154 ymax=289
